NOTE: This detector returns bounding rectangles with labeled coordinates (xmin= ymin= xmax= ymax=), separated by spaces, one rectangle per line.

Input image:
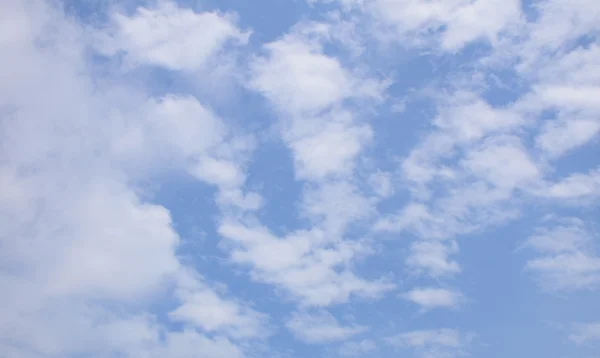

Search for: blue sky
xmin=1 ymin=0 xmax=600 ymax=357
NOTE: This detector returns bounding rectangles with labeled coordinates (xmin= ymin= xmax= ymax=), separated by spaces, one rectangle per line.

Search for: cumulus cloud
xmin=95 ymin=1 xmax=248 ymax=71
xmin=288 ymin=118 xmax=372 ymax=180
xmin=249 ymin=34 xmax=351 ymax=115
xmin=0 ymin=1 xmax=265 ymax=356
xmin=249 ymin=26 xmax=382 ymax=181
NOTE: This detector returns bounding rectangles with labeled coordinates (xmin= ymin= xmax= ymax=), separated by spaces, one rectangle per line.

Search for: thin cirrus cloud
xmin=401 ymin=287 xmax=465 ymax=311
xmin=285 ymin=310 xmax=367 ymax=344
xmin=1 ymin=0 xmax=599 ymax=358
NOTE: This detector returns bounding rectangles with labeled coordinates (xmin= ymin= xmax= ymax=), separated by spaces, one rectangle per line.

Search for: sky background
xmin=1 ymin=0 xmax=600 ymax=357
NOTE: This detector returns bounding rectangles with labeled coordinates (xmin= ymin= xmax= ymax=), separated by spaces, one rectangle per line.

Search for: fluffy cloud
xmin=250 ymin=35 xmax=351 ymax=114
xmin=249 ymin=26 xmax=382 ymax=181
xmin=0 ymin=1 xmax=265 ymax=356
xmin=96 ymin=1 xmax=248 ymax=71
xmin=288 ymin=118 xmax=372 ymax=180
xmin=218 ymin=221 xmax=393 ymax=306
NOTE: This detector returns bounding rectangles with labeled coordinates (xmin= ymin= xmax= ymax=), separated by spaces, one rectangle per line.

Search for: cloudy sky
xmin=1 ymin=0 xmax=599 ymax=357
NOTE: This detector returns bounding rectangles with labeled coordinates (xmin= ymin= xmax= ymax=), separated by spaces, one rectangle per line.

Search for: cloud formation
xmin=2 ymin=0 xmax=599 ymax=357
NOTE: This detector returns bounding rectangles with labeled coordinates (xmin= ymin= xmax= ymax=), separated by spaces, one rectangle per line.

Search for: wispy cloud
xmin=401 ymin=287 xmax=465 ymax=311
xmin=522 ymin=217 xmax=600 ymax=290
xmin=286 ymin=310 xmax=366 ymax=344
xmin=338 ymin=339 xmax=377 ymax=356
xmin=569 ymin=322 xmax=600 ymax=345
xmin=218 ymin=221 xmax=392 ymax=306
xmin=386 ymin=329 xmax=475 ymax=358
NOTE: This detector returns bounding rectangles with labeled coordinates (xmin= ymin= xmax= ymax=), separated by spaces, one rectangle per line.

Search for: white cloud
xmin=300 ymin=180 xmax=376 ymax=236
xmin=143 ymin=95 xmax=226 ymax=156
xmin=6 ymin=0 xmax=600 ymax=356
xmin=406 ymin=240 xmax=462 ymax=278
xmin=535 ymin=43 xmax=600 ymax=86
xmin=401 ymin=287 xmax=464 ymax=311
xmin=524 ymin=0 xmax=600 ymax=56
xmin=0 ymin=1 xmax=265 ymax=356
xmin=43 ymin=179 xmax=181 ymax=300
xmin=249 ymin=27 xmax=382 ymax=180
xmin=386 ymin=329 xmax=474 ymax=358
xmin=569 ymin=322 xmax=600 ymax=345
xmin=399 ymin=92 xmax=526 ymax=196
xmin=169 ymin=292 xmax=265 ymax=339
xmin=237 ymin=20 xmax=393 ymax=309
xmin=433 ymin=94 xmax=524 ymax=143
xmin=390 ymin=96 xmax=534 ymax=243
xmin=250 ymin=35 xmax=350 ymax=114
xmin=169 ymin=271 xmax=268 ymax=339
xmin=289 ymin=119 xmax=372 ymax=180
xmin=368 ymin=171 xmax=395 ymax=198
xmin=96 ymin=1 xmax=248 ymax=71
xmin=461 ymin=135 xmax=540 ymax=189
xmin=156 ymin=330 xmax=243 ymax=358
xmin=218 ymin=221 xmax=394 ymax=306
xmin=109 ymin=95 xmax=228 ymax=173
xmin=322 ymin=0 xmax=522 ymax=51
xmin=375 ymin=206 xmax=469 ymax=280
xmin=523 ymin=218 xmax=600 ymax=290
xmin=0 ymin=304 xmax=244 ymax=358
xmin=541 ymin=168 xmax=600 ymax=200
xmin=285 ymin=310 xmax=366 ymax=344
xmin=338 ymin=339 xmax=377 ymax=356
xmin=371 ymin=0 xmax=599 ymax=269
xmin=192 ymin=156 xmax=245 ymax=188
xmin=377 ymin=174 xmax=522 ymax=244
xmin=536 ymin=118 xmax=600 ymax=158
xmin=522 ymin=219 xmax=590 ymax=254
xmin=526 ymin=253 xmax=600 ymax=290
xmin=532 ymin=85 xmax=600 ymax=113
xmin=437 ymin=0 xmax=522 ymax=51
xmin=387 ymin=329 xmax=463 ymax=348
